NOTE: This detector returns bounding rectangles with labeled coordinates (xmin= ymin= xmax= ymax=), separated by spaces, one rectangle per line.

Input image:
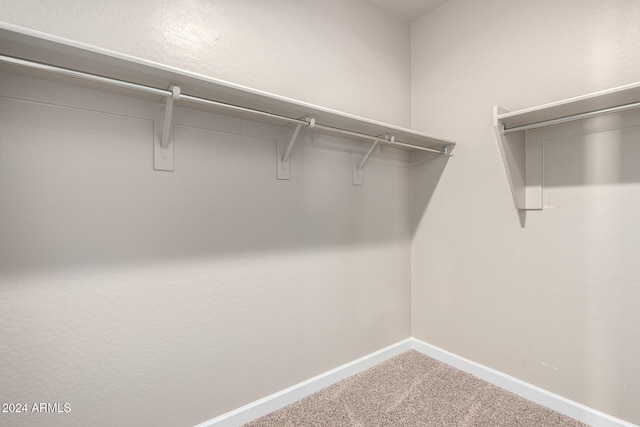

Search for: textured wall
xmin=0 ymin=0 xmax=411 ymax=127
xmin=410 ymin=0 xmax=640 ymax=424
xmin=0 ymin=2 xmax=413 ymax=425
xmin=0 ymin=71 xmax=412 ymax=427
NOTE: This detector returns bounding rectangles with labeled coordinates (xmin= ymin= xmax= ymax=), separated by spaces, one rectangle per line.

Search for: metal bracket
xmin=282 ymin=123 xmax=303 ymax=163
xmin=353 ymin=156 xmax=363 ymax=186
xmin=154 ymin=85 xmax=181 ymax=171
xmin=277 ymin=117 xmax=315 ymax=180
xmin=353 ymin=138 xmax=381 ymax=186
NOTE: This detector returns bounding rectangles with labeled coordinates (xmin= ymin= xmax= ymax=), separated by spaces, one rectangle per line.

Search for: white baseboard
xmin=195 ymin=338 xmax=413 ymax=427
xmin=195 ymin=337 xmax=637 ymax=427
xmin=410 ymin=338 xmax=637 ymax=427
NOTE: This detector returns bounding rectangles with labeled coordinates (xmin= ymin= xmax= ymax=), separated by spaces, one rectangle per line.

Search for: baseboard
xmin=195 ymin=337 xmax=637 ymax=427
xmin=410 ymin=338 xmax=637 ymax=427
xmin=195 ymin=338 xmax=413 ymax=427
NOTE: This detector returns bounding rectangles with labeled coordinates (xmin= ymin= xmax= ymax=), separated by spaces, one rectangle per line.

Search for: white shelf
xmin=497 ymin=82 xmax=640 ymax=133
xmin=493 ymin=81 xmax=640 ymax=219
xmin=0 ymin=22 xmax=455 ymax=159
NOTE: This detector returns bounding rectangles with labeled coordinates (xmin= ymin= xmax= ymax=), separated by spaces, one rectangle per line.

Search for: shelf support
xmin=357 ymin=139 xmax=379 ymax=171
xmin=493 ymin=106 xmax=543 ymax=217
xmin=154 ymin=85 xmax=181 ymax=171
xmin=353 ymin=138 xmax=381 ymax=186
xmin=277 ymin=117 xmax=315 ymax=180
xmin=282 ymin=123 xmax=303 ymax=164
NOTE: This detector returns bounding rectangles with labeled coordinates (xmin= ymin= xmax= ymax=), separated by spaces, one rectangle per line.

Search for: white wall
xmin=5 ymin=0 xmax=639 ymax=425
xmin=0 ymin=2 xmax=413 ymax=426
xmin=411 ymin=0 xmax=640 ymax=424
xmin=0 ymin=0 xmax=411 ymax=127
xmin=0 ymin=73 xmax=412 ymax=427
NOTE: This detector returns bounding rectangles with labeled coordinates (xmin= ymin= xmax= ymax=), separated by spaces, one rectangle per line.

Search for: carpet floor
xmin=244 ymin=350 xmax=588 ymax=426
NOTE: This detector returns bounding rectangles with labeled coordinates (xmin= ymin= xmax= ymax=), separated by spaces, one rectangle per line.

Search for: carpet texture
xmin=244 ymin=350 xmax=588 ymax=426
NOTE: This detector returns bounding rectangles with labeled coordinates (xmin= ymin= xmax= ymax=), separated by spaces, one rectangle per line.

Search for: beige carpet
xmin=244 ymin=350 xmax=587 ymax=426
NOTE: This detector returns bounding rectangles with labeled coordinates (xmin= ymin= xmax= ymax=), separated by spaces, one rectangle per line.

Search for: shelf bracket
xmin=154 ymin=85 xmax=181 ymax=171
xmin=277 ymin=117 xmax=315 ymax=180
xmin=353 ymin=138 xmax=381 ymax=186
xmin=493 ymin=106 xmax=543 ymax=217
xmin=282 ymin=123 xmax=303 ymax=163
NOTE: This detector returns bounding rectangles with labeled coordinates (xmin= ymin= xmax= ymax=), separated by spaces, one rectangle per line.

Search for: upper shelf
xmin=494 ymin=80 xmax=640 ymax=221
xmin=496 ymin=81 xmax=640 ymax=134
xmin=0 ymin=22 xmax=454 ymax=154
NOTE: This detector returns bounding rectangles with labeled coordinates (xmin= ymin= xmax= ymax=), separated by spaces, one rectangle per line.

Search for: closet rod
xmin=177 ymin=94 xmax=308 ymax=126
xmin=0 ymin=54 xmax=307 ymax=126
xmin=502 ymin=100 xmax=640 ymax=134
xmin=0 ymin=54 xmax=444 ymax=153
xmin=0 ymin=54 xmax=172 ymax=98
xmin=311 ymin=123 xmax=445 ymax=154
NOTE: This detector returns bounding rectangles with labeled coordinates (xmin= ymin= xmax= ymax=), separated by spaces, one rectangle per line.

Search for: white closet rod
xmin=502 ymin=100 xmax=640 ymax=134
xmin=0 ymin=54 xmax=444 ymax=154
xmin=311 ymin=123 xmax=444 ymax=154
xmin=1 ymin=54 xmax=171 ymax=97
xmin=177 ymin=94 xmax=308 ymax=126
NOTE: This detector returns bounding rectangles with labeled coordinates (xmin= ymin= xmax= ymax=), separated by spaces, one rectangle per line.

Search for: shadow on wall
xmin=0 ymin=93 xmax=423 ymax=276
xmin=543 ymin=125 xmax=640 ymax=188
xmin=534 ymin=112 xmax=640 ymax=424
xmin=497 ymin=110 xmax=640 ymax=226
xmin=409 ymin=150 xmax=452 ymax=236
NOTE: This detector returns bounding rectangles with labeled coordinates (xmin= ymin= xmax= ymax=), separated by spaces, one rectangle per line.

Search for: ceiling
xmin=370 ymin=0 xmax=450 ymax=22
